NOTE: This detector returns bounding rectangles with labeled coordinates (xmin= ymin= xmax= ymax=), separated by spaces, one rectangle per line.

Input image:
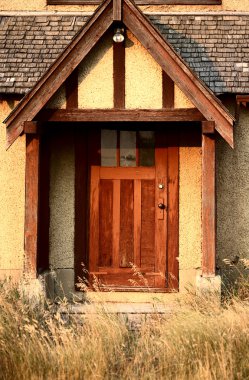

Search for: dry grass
xmin=0 ymin=279 xmax=249 ymax=380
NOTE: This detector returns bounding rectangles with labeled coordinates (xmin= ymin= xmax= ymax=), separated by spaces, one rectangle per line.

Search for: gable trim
xmin=4 ymin=0 xmax=234 ymax=148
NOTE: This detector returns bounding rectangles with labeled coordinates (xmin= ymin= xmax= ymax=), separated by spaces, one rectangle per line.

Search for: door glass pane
xmin=139 ymin=131 xmax=155 ymax=166
xmin=101 ymin=129 xmax=117 ymax=167
xmin=120 ymin=131 xmax=136 ymax=167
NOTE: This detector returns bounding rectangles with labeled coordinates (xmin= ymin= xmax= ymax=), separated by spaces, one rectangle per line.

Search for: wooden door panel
xmin=100 ymin=167 xmax=155 ymax=179
xmin=119 ymin=180 xmax=134 ymax=267
xmin=90 ymin=273 xmax=156 ymax=289
xmin=99 ymin=180 xmax=113 ymax=267
xmin=141 ymin=180 xmax=155 ymax=270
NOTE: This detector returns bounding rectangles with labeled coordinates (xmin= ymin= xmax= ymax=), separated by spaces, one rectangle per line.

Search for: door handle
xmin=158 ymin=203 xmax=165 ymax=210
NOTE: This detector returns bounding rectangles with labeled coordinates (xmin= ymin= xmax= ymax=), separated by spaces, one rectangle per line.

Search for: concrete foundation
xmin=196 ymin=275 xmax=221 ymax=297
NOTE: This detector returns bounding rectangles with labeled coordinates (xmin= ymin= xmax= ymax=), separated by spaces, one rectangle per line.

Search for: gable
xmin=44 ymin=28 xmax=195 ymax=112
xmin=3 ymin=0 xmax=234 ymax=148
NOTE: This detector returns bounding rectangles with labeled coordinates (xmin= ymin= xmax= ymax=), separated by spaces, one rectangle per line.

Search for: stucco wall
xmin=0 ymin=99 xmax=25 ymax=282
xmin=175 ymin=86 xmax=194 ymax=109
xmin=216 ymin=97 xmax=249 ymax=283
xmin=125 ymin=30 xmax=162 ymax=109
xmin=0 ymin=0 xmax=248 ymax=13
xmin=179 ymin=147 xmax=202 ymax=272
xmin=78 ymin=33 xmax=113 ymax=109
xmin=46 ymin=85 xmax=66 ymax=109
xmin=49 ymin=133 xmax=75 ymax=270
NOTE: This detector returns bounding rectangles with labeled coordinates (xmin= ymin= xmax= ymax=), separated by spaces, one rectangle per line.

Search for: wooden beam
xmin=202 ymin=120 xmax=215 ymax=134
xmin=123 ymin=0 xmax=234 ymax=147
xmin=66 ymin=68 xmax=78 ymax=109
xmin=75 ymin=130 xmax=88 ymax=288
xmin=5 ymin=0 xmax=113 ymax=148
xmin=202 ymin=121 xmax=216 ymax=277
xmin=24 ymin=134 xmax=40 ymax=278
xmin=113 ymin=0 xmax=122 ymax=21
xmin=47 ymin=0 xmax=221 ymax=5
xmin=113 ymin=40 xmax=125 ymax=108
xmin=37 ymin=108 xmax=205 ymax=122
xmin=162 ymin=71 xmax=174 ymax=109
xmin=24 ymin=121 xmax=40 ymax=134
xmin=236 ymin=95 xmax=249 ymax=104
xmin=37 ymin=133 xmax=50 ymax=272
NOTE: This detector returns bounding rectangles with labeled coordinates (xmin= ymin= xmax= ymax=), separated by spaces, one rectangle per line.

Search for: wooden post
xmin=202 ymin=121 xmax=216 ymax=277
xmin=24 ymin=131 xmax=40 ymax=278
xmin=113 ymin=0 xmax=122 ymax=21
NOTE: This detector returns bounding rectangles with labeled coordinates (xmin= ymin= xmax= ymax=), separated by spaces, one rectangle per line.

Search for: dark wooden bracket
xmin=235 ymin=95 xmax=249 ymax=128
xmin=202 ymin=120 xmax=215 ymax=135
xmin=24 ymin=121 xmax=41 ymax=134
xmin=113 ymin=0 xmax=122 ymax=21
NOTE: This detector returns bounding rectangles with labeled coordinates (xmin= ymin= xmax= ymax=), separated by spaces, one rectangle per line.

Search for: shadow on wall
xmin=216 ymin=96 xmax=249 ymax=291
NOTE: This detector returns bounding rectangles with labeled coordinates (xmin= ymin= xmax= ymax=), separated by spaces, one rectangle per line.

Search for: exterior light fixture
xmin=113 ymin=27 xmax=125 ymax=43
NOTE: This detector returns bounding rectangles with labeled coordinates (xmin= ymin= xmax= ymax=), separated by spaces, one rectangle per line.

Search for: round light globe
xmin=113 ymin=28 xmax=125 ymax=43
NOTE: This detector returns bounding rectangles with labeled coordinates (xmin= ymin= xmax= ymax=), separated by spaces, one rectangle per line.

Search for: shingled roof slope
xmin=0 ymin=15 xmax=88 ymax=94
xmin=0 ymin=13 xmax=249 ymax=95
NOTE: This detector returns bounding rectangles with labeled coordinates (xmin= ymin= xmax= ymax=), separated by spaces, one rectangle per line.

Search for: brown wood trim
xmin=162 ymin=71 xmax=174 ymax=109
xmin=113 ymin=0 xmax=122 ymax=21
xmin=24 ymin=121 xmax=40 ymax=134
xmin=24 ymin=134 xmax=40 ymax=278
xmin=167 ymin=131 xmax=179 ymax=290
xmin=6 ymin=0 xmax=113 ymax=148
xmin=37 ymin=133 xmax=50 ymax=273
xmin=113 ymin=40 xmax=125 ymax=108
xmin=75 ymin=130 xmax=88 ymax=288
xmin=66 ymin=68 xmax=78 ymax=109
xmin=38 ymin=108 xmax=205 ymax=122
xmin=155 ymin=130 xmax=168 ymax=288
xmin=100 ymin=166 xmax=155 ymax=179
xmin=123 ymin=0 xmax=234 ymax=147
xmin=236 ymin=95 xmax=249 ymax=104
xmin=202 ymin=120 xmax=215 ymax=134
xmin=202 ymin=121 xmax=216 ymax=276
xmin=47 ymin=0 xmax=221 ymax=4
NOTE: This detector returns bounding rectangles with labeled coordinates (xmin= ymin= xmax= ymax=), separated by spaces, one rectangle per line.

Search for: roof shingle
xmin=0 ymin=13 xmax=249 ymax=95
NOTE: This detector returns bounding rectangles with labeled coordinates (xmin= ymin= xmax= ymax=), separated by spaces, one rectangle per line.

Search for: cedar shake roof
xmin=0 ymin=13 xmax=248 ymax=95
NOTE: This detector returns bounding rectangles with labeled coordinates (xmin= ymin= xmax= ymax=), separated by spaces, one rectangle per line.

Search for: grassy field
xmin=0 ymin=276 xmax=249 ymax=380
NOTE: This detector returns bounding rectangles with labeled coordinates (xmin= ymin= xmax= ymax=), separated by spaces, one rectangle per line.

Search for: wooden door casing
xmin=88 ymin=129 xmax=179 ymax=291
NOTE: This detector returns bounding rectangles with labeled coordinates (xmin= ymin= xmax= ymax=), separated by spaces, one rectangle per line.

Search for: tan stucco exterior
xmin=216 ymin=96 xmax=249 ymax=283
xmin=49 ymin=133 xmax=75 ymax=269
xmin=125 ymin=31 xmax=162 ymax=109
xmin=0 ymin=100 xmax=25 ymax=282
xmin=175 ymin=86 xmax=194 ymax=109
xmin=179 ymin=146 xmax=202 ymax=272
xmin=46 ymin=85 xmax=66 ymax=109
xmin=78 ymin=33 xmax=114 ymax=109
xmin=0 ymin=0 xmax=248 ymax=13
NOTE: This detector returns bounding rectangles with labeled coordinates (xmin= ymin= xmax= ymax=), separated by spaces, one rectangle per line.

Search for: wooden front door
xmin=89 ymin=129 xmax=179 ymax=291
